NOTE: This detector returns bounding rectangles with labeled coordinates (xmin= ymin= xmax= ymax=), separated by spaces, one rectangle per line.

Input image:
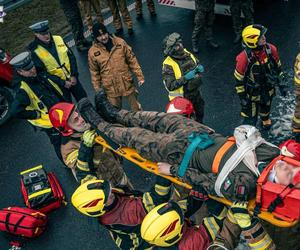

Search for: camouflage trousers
xmin=80 ymin=0 xmax=104 ymax=30
xmin=96 ymin=110 xmax=213 ymax=166
xmin=59 ymin=0 xmax=85 ymax=43
xmin=135 ymin=0 xmax=155 ymax=14
xmin=191 ymin=0 xmax=215 ymax=46
xmin=230 ymin=0 xmax=254 ymax=36
xmin=108 ymin=0 xmax=133 ymax=30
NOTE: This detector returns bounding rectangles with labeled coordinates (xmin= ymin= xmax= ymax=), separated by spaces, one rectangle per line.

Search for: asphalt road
xmin=1 ymin=0 xmax=300 ymax=249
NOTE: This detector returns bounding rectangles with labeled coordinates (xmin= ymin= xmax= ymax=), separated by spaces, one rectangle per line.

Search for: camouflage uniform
xmin=191 ymin=0 xmax=216 ymax=48
xmin=95 ymin=110 xmax=279 ymax=201
xmin=135 ymin=0 xmax=155 ymax=15
xmin=108 ymin=0 xmax=133 ymax=31
xmin=230 ymin=0 xmax=254 ymax=37
xmin=80 ymin=0 xmax=104 ymax=30
xmin=292 ymin=53 xmax=300 ymax=134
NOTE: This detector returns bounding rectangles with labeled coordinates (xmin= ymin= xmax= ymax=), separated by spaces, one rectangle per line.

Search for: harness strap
xmin=212 ymin=137 xmax=236 ymax=174
xmin=268 ymin=184 xmax=295 ymax=213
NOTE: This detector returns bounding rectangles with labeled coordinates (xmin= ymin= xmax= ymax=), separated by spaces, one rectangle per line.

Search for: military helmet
xmin=141 ymin=201 xmax=184 ymax=247
xmin=163 ymin=32 xmax=183 ymax=55
xmin=242 ymin=24 xmax=267 ymax=49
xmin=71 ymin=179 xmax=111 ymax=217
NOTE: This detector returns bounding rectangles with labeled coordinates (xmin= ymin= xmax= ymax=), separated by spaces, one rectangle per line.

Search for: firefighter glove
xmin=184 ymin=70 xmax=196 ymax=80
xmin=82 ymin=130 xmax=96 ymax=147
xmin=230 ymin=201 xmax=251 ymax=229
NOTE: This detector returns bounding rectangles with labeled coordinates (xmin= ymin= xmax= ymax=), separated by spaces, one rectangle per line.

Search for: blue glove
xmin=195 ymin=64 xmax=204 ymax=73
xmin=184 ymin=70 xmax=196 ymax=80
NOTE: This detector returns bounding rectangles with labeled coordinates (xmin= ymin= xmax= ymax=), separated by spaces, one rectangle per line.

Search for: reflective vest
xmin=162 ymin=49 xmax=197 ymax=100
xmin=34 ymin=35 xmax=71 ymax=80
xmin=20 ymin=79 xmax=63 ymax=128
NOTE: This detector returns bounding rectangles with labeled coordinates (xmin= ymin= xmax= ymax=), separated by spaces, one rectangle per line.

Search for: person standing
xmin=135 ymin=0 xmax=156 ymax=20
xmin=230 ymin=0 xmax=254 ymax=44
xmin=292 ymin=52 xmax=300 ymax=141
xmin=191 ymin=0 xmax=219 ymax=53
xmin=88 ymin=23 xmax=144 ymax=111
xmin=162 ymin=33 xmax=205 ymax=123
xmin=80 ymin=0 xmax=104 ymax=31
xmin=28 ymin=20 xmax=87 ymax=102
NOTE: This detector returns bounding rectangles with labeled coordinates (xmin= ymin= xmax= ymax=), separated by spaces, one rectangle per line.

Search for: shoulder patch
xmin=94 ymin=51 xmax=101 ymax=56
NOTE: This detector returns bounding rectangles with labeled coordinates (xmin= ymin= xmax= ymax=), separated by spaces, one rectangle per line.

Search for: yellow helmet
xmin=242 ymin=24 xmax=267 ymax=49
xmin=141 ymin=201 xmax=184 ymax=247
xmin=71 ymin=179 xmax=111 ymax=217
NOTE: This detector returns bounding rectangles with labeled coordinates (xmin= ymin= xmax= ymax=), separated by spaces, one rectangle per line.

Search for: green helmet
xmin=163 ymin=32 xmax=183 ymax=55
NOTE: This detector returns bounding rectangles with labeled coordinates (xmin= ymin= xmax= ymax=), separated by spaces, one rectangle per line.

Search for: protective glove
xmin=82 ymin=130 xmax=96 ymax=147
xmin=230 ymin=201 xmax=251 ymax=229
xmin=195 ymin=64 xmax=205 ymax=73
xmin=189 ymin=184 xmax=208 ymax=201
xmin=183 ymin=69 xmax=196 ymax=81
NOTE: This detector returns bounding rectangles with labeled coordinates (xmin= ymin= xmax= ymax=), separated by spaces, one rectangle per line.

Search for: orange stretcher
xmin=95 ymin=135 xmax=299 ymax=228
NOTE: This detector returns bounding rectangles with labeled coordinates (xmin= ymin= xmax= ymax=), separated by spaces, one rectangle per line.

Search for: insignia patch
xmin=223 ymin=178 xmax=232 ymax=191
xmin=94 ymin=51 xmax=101 ymax=56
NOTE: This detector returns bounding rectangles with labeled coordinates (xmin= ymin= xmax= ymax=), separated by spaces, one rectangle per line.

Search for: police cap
xmin=9 ymin=51 xmax=34 ymax=70
xmin=29 ymin=20 xmax=49 ymax=34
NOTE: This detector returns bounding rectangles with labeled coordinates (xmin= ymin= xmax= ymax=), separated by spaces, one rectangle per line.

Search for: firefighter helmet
xmin=279 ymin=139 xmax=300 ymax=160
xmin=141 ymin=201 xmax=184 ymax=247
xmin=71 ymin=179 xmax=111 ymax=217
xmin=49 ymin=102 xmax=75 ymax=136
xmin=242 ymin=24 xmax=267 ymax=49
xmin=165 ymin=97 xmax=195 ymax=118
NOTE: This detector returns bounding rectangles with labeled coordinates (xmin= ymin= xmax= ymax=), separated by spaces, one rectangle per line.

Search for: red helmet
xmin=165 ymin=97 xmax=195 ymax=118
xmin=49 ymin=102 xmax=75 ymax=136
xmin=279 ymin=139 xmax=300 ymax=161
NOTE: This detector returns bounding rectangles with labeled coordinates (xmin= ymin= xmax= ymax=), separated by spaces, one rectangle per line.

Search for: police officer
xmin=162 ymin=33 xmax=205 ymax=123
xmin=230 ymin=0 xmax=254 ymax=44
xmin=10 ymin=52 xmax=72 ymax=161
xmin=234 ymin=24 xmax=286 ymax=129
xmin=28 ymin=20 xmax=87 ymax=102
xmin=191 ymin=0 xmax=219 ymax=53
xmin=135 ymin=0 xmax=156 ymax=20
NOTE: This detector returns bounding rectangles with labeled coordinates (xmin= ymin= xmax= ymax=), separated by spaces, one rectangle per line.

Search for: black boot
xmin=77 ymin=98 xmax=104 ymax=128
xmin=95 ymin=89 xmax=120 ymax=123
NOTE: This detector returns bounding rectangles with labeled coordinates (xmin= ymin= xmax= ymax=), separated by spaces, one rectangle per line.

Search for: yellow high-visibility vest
xmin=34 ymin=35 xmax=71 ymax=80
xmin=20 ymin=79 xmax=63 ymax=128
xmin=162 ymin=49 xmax=197 ymax=100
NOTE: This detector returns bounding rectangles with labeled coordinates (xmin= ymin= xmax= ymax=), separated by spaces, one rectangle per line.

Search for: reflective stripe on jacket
xmin=34 ymin=35 xmax=71 ymax=80
xmin=163 ymin=49 xmax=197 ymax=100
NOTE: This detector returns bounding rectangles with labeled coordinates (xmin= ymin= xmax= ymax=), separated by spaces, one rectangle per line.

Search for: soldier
xmin=135 ymin=0 xmax=156 ymax=20
xmin=88 ymin=23 xmax=144 ymax=111
xmin=230 ymin=0 xmax=254 ymax=44
xmin=28 ymin=20 xmax=87 ymax=102
xmin=9 ymin=52 xmax=72 ymax=161
xmin=80 ymin=0 xmax=104 ymax=31
xmin=234 ymin=24 xmax=286 ymax=129
xmin=49 ymin=102 xmax=132 ymax=187
xmin=191 ymin=0 xmax=219 ymax=53
xmin=59 ymin=0 xmax=91 ymax=51
xmin=162 ymin=33 xmax=205 ymax=123
xmin=292 ymin=52 xmax=300 ymax=142
xmin=108 ymin=0 xmax=133 ymax=35
xmin=76 ymin=92 xmax=280 ymax=202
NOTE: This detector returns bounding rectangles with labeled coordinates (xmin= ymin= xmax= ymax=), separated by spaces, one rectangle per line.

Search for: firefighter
xmin=9 ymin=52 xmax=72 ymax=161
xmin=49 ymin=102 xmax=132 ymax=187
xmin=75 ymin=92 xmax=280 ymax=201
xmin=135 ymin=0 xmax=156 ymax=20
xmin=162 ymin=33 xmax=205 ymax=123
xmin=88 ymin=23 xmax=144 ymax=111
xmin=71 ymin=177 xmax=172 ymax=249
xmin=28 ymin=20 xmax=87 ymax=102
xmin=234 ymin=24 xmax=287 ymax=129
xmin=292 ymin=52 xmax=300 ymax=142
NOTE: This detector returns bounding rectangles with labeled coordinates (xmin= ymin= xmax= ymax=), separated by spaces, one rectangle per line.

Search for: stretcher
xmin=95 ymin=135 xmax=299 ymax=228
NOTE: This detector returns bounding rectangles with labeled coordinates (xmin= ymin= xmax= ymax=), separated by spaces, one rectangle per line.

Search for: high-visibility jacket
xmin=20 ymin=79 xmax=63 ymax=128
xmin=33 ymin=35 xmax=71 ymax=80
xmin=162 ymin=49 xmax=197 ymax=100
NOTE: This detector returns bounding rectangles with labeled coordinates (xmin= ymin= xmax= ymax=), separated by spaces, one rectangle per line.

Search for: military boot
xmin=206 ymin=40 xmax=220 ymax=49
xmin=77 ymin=98 xmax=104 ymax=128
xmin=95 ymin=89 xmax=120 ymax=123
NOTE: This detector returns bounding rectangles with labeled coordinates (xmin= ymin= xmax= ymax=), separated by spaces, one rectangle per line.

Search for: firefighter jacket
xmin=11 ymin=74 xmax=71 ymax=128
xmin=28 ymin=35 xmax=78 ymax=80
xmin=61 ymin=132 xmax=129 ymax=185
xmin=234 ymin=43 xmax=282 ymax=103
xmin=88 ymin=36 xmax=144 ymax=97
xmin=292 ymin=53 xmax=300 ymax=131
xmin=98 ymin=176 xmax=172 ymax=250
xmin=162 ymin=49 xmax=202 ymax=100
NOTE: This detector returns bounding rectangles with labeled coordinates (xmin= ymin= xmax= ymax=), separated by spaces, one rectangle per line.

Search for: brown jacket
xmin=61 ymin=133 xmax=130 ymax=187
xmin=293 ymin=53 xmax=300 ymax=130
xmin=88 ymin=36 xmax=144 ymax=97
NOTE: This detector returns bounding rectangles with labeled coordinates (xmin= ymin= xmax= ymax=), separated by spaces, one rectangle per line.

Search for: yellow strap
xmin=28 ymin=188 xmax=52 ymax=200
xmin=20 ymin=165 xmax=43 ymax=175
